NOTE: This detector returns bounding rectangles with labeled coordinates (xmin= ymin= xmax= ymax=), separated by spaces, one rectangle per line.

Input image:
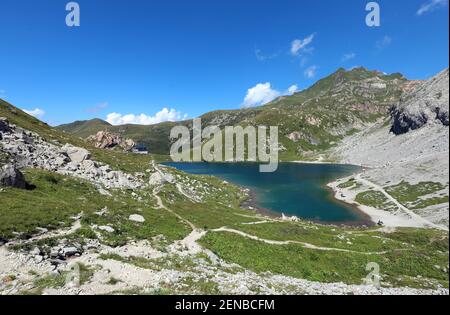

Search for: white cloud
xmin=286 ymin=85 xmax=299 ymax=95
xmin=417 ymin=0 xmax=448 ymax=15
xmin=290 ymin=34 xmax=315 ymax=56
xmin=242 ymin=83 xmax=299 ymax=108
xmin=242 ymin=83 xmax=281 ymax=108
xmin=23 ymin=108 xmax=45 ymax=119
xmin=376 ymin=36 xmax=392 ymax=50
xmin=341 ymin=53 xmax=356 ymax=62
xmin=106 ymin=108 xmax=186 ymax=126
xmin=304 ymin=65 xmax=318 ymax=79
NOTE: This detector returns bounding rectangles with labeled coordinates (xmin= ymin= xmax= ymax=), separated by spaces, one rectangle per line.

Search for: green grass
xmin=411 ymin=196 xmax=449 ymax=210
xmin=386 ymin=181 xmax=447 ymax=205
xmin=355 ymin=190 xmax=396 ymax=211
xmin=227 ymin=221 xmax=408 ymax=252
xmin=0 ymin=169 xmax=190 ymax=245
xmin=199 ymin=228 xmax=449 ymax=289
xmin=33 ymin=263 xmax=96 ymax=289
xmin=0 ymin=170 xmax=96 ymax=240
xmin=338 ymin=178 xmax=357 ymax=189
xmin=355 ymin=182 xmax=449 ymax=212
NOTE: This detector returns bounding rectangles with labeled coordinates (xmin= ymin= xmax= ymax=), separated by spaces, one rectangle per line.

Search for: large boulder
xmin=60 ymin=144 xmax=91 ymax=164
xmin=86 ymin=131 xmax=135 ymax=152
xmin=0 ymin=117 xmax=12 ymax=133
xmin=0 ymin=164 xmax=27 ymax=189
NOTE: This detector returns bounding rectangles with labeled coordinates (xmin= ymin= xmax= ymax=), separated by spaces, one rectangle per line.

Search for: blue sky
xmin=0 ymin=0 xmax=448 ymax=126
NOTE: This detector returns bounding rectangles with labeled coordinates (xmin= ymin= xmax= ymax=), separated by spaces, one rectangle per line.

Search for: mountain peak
xmin=57 ymin=118 xmax=112 ymax=138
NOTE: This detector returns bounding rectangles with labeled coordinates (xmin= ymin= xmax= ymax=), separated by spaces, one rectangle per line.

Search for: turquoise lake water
xmin=164 ymin=162 xmax=366 ymax=224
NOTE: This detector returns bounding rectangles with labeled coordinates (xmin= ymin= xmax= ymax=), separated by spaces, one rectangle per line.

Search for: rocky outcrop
xmin=286 ymin=131 xmax=321 ymax=146
xmin=0 ymin=164 xmax=27 ymax=189
xmin=0 ymin=120 xmax=143 ymax=190
xmin=86 ymin=131 xmax=135 ymax=152
xmin=390 ymin=68 xmax=449 ymax=135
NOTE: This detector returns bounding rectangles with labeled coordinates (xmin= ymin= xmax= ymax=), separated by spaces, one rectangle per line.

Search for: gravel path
xmin=211 ymin=227 xmax=398 ymax=255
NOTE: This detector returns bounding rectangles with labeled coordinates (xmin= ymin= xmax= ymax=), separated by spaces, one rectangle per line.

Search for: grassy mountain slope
xmin=57 ymin=119 xmax=112 ymax=138
xmin=56 ymin=67 xmax=412 ymax=160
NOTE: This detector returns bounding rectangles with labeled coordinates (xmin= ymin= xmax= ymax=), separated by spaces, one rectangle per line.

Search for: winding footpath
xmin=211 ymin=227 xmax=398 ymax=255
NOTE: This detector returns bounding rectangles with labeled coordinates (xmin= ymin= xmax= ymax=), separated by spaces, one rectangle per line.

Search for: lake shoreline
xmin=322 ymin=183 xmax=375 ymax=227
xmin=241 ymin=184 xmax=375 ymax=228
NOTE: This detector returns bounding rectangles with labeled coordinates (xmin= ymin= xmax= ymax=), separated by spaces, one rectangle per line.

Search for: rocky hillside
xmin=57 ymin=67 xmax=414 ymax=159
xmin=329 ymin=68 xmax=449 ymax=228
xmin=0 ymin=117 xmax=142 ymax=191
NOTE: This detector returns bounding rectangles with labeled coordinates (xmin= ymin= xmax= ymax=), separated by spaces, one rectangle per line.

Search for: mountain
xmin=57 ymin=119 xmax=112 ymax=138
xmin=329 ymin=68 xmax=449 ymax=227
xmin=57 ymin=67 xmax=413 ymax=159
